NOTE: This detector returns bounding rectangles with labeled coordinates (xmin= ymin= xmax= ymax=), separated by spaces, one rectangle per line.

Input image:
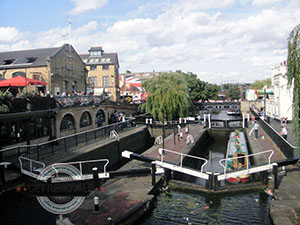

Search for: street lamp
xmin=263 ymin=86 xmax=267 ymax=121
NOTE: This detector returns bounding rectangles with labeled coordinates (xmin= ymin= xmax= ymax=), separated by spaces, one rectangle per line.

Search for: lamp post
xmin=263 ymin=86 xmax=266 ymax=121
xmin=162 ymin=112 xmax=165 ymax=149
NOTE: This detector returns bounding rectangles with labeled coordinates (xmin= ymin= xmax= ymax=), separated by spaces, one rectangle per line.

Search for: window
xmin=26 ymin=57 xmax=37 ymax=63
xmin=103 ymin=76 xmax=109 ymax=87
xmin=90 ymin=65 xmax=96 ymax=70
xmin=80 ymin=112 xmax=92 ymax=128
xmin=60 ymin=114 xmax=75 ymax=131
xmin=3 ymin=59 xmax=15 ymax=65
xmin=12 ymin=71 xmax=26 ymax=77
xmin=102 ymin=65 xmax=109 ymax=70
xmin=87 ymin=76 xmax=97 ymax=87
xmin=33 ymin=74 xmax=40 ymax=80
xmin=63 ymin=80 xmax=68 ymax=92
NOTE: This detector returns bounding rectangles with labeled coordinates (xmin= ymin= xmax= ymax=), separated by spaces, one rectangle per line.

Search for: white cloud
xmin=69 ymin=0 xmax=108 ymax=15
xmin=252 ymin=0 xmax=282 ymax=6
xmin=2 ymin=0 xmax=300 ymax=84
xmin=0 ymin=27 xmax=22 ymax=43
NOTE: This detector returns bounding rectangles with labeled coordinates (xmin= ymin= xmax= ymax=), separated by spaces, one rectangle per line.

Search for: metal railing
xmin=19 ymin=156 xmax=46 ymax=179
xmin=250 ymin=107 xmax=297 ymax=158
xmin=0 ymin=118 xmax=138 ymax=163
xmin=218 ymin=149 xmax=274 ymax=178
xmin=49 ymin=158 xmax=110 ymax=181
xmin=158 ymin=148 xmax=208 ymax=173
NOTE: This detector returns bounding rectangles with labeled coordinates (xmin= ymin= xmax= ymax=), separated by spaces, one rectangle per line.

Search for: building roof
xmin=79 ymin=47 xmax=119 ymax=66
xmin=0 ymin=46 xmax=64 ymax=69
xmin=89 ymin=46 xmax=103 ymax=52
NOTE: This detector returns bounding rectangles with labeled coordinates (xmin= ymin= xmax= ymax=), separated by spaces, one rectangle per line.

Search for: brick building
xmin=80 ymin=47 xmax=120 ymax=101
xmin=0 ymin=44 xmax=86 ymax=95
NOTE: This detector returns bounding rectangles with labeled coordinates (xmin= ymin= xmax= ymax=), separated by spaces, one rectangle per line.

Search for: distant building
xmin=266 ymin=61 xmax=293 ymax=121
xmin=80 ymin=47 xmax=120 ymax=101
xmin=119 ymin=72 xmax=160 ymax=102
xmin=0 ymin=44 xmax=86 ymax=95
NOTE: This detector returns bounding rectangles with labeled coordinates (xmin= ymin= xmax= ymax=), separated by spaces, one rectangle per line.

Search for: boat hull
xmin=226 ymin=174 xmax=251 ymax=184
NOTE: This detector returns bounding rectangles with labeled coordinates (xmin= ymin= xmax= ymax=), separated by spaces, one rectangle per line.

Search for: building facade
xmin=80 ymin=47 xmax=120 ymax=101
xmin=266 ymin=61 xmax=294 ymax=121
xmin=0 ymin=44 xmax=86 ymax=95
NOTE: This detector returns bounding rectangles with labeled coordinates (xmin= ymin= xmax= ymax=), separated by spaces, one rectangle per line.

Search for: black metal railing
xmin=55 ymin=95 xmax=107 ymax=108
xmin=250 ymin=107 xmax=297 ymax=158
xmin=0 ymin=96 xmax=57 ymax=113
xmin=0 ymin=118 xmax=138 ymax=164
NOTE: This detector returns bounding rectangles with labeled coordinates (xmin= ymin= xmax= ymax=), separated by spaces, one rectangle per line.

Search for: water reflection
xmin=141 ymin=190 xmax=272 ymax=225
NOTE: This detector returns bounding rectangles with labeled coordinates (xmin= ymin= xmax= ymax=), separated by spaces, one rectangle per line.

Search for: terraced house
xmin=80 ymin=47 xmax=120 ymax=101
xmin=0 ymin=43 xmax=86 ymax=95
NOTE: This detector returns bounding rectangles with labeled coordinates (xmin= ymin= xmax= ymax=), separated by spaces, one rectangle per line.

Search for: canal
xmin=141 ymin=111 xmax=272 ymax=224
xmin=0 ymin=111 xmax=273 ymax=224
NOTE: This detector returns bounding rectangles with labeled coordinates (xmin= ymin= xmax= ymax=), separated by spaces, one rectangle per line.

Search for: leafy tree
xmin=228 ymin=85 xmax=241 ymax=100
xmin=177 ymin=71 xmax=220 ymax=101
xmin=250 ymin=79 xmax=272 ymax=89
xmin=142 ymin=72 xmax=192 ymax=121
xmin=287 ymin=24 xmax=300 ymax=152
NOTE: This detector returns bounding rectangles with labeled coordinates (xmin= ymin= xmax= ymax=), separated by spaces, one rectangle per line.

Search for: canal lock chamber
xmin=140 ymin=129 xmax=274 ymax=225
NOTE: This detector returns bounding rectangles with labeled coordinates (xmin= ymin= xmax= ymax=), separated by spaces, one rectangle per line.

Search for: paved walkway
xmin=58 ymin=124 xmax=204 ymax=225
xmin=262 ymin=119 xmax=300 ymax=225
xmin=268 ymin=118 xmax=296 ymax=146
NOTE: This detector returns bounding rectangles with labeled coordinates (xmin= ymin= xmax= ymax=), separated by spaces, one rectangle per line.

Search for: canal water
xmin=0 ymin=111 xmax=273 ymax=224
xmin=141 ymin=110 xmax=273 ymax=225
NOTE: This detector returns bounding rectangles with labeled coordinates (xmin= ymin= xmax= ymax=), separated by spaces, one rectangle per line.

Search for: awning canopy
xmin=0 ymin=76 xmax=47 ymax=87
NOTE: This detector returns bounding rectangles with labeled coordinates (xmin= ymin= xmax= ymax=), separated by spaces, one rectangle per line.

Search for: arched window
xmin=80 ymin=111 xmax=91 ymax=128
xmin=12 ymin=71 xmax=26 ymax=77
xmin=95 ymin=109 xmax=105 ymax=127
xmin=60 ymin=114 xmax=75 ymax=131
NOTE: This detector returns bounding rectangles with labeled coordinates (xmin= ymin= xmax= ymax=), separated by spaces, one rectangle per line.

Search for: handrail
xmin=158 ymin=148 xmax=208 ymax=173
xmin=19 ymin=156 xmax=46 ymax=174
xmin=0 ymin=118 xmax=136 ymax=154
xmin=218 ymin=149 xmax=274 ymax=177
xmin=50 ymin=158 xmax=110 ymax=177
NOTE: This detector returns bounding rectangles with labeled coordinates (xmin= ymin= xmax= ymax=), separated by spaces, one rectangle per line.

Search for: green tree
xmin=142 ymin=72 xmax=192 ymax=121
xmin=177 ymin=71 xmax=220 ymax=101
xmin=287 ymin=24 xmax=300 ymax=153
xmin=228 ymin=85 xmax=241 ymax=100
xmin=250 ymin=79 xmax=272 ymax=89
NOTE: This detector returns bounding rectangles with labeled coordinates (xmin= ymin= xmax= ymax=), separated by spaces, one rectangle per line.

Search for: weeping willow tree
xmin=287 ymin=24 xmax=300 ymax=153
xmin=142 ymin=72 xmax=192 ymax=121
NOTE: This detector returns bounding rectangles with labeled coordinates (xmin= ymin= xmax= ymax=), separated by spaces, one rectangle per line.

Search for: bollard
xmin=213 ymin=173 xmax=220 ymax=191
xmin=273 ymin=166 xmax=278 ymax=189
xmin=185 ymin=127 xmax=189 ymax=134
xmin=164 ymin=169 xmax=171 ymax=184
xmin=94 ymin=196 xmax=99 ymax=211
xmin=92 ymin=167 xmax=99 ymax=189
xmin=151 ymin=162 xmax=156 ymax=185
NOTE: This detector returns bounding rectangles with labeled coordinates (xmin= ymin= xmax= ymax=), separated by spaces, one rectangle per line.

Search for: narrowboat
xmin=225 ymin=130 xmax=250 ymax=184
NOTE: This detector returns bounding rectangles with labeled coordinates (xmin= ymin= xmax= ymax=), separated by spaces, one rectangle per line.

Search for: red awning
xmin=0 ymin=76 xmax=47 ymax=87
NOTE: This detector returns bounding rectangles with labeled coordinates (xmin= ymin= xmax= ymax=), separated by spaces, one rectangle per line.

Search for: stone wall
xmin=50 ymin=45 xmax=86 ymax=95
xmin=68 ymin=127 xmax=154 ymax=171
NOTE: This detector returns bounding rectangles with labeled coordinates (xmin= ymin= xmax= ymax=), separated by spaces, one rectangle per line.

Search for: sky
xmin=1 ymin=0 xmax=300 ymax=84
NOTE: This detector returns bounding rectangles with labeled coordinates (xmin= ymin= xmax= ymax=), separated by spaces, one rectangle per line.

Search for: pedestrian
xmin=253 ymin=120 xmax=259 ymax=139
xmin=251 ymin=115 xmax=255 ymax=127
xmin=280 ymin=125 xmax=288 ymax=140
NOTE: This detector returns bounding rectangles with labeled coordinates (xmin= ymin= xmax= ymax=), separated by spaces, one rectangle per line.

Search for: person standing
xmin=254 ymin=120 xmax=259 ymax=139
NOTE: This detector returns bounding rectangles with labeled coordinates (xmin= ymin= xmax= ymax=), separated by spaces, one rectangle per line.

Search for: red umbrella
xmin=0 ymin=76 xmax=47 ymax=87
